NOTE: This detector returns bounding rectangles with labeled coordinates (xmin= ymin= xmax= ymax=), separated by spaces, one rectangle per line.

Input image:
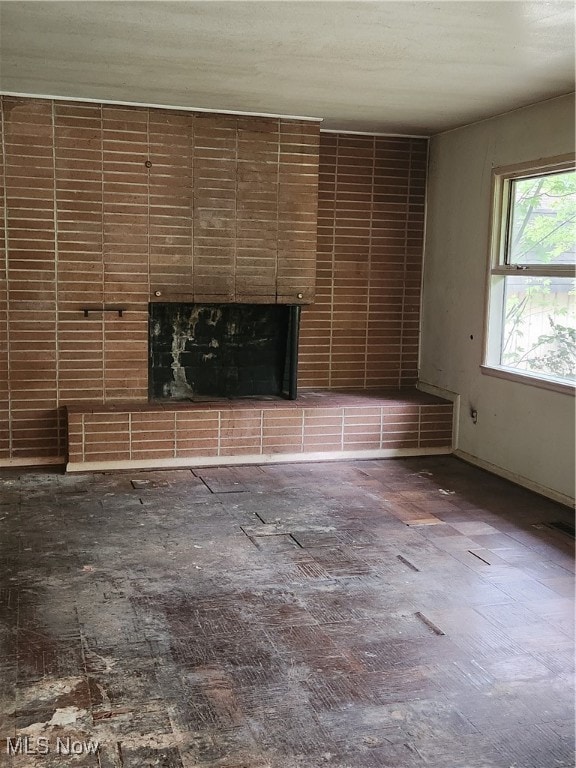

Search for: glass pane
xmin=501 ymin=275 xmax=576 ymax=384
xmin=507 ymin=170 xmax=576 ymax=265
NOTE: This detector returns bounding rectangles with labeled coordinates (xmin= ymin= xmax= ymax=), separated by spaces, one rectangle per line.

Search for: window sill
xmin=480 ymin=365 xmax=575 ymax=396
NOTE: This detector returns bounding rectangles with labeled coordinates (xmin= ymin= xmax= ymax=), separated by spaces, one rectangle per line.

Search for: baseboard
xmin=66 ymin=446 xmax=452 ymax=473
xmin=0 ymin=456 xmax=66 ymax=469
xmin=455 ymin=449 xmax=575 ymax=509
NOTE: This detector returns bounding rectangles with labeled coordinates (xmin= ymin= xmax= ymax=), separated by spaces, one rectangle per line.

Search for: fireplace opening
xmin=149 ymin=303 xmax=300 ymax=401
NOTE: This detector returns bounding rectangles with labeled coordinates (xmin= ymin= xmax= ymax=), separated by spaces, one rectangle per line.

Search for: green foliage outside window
xmin=501 ymin=170 xmax=576 ymax=383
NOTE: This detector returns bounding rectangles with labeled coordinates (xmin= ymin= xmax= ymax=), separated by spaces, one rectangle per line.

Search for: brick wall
xmin=0 ymin=97 xmax=428 ymax=464
xmin=299 ymin=133 xmax=427 ymax=389
xmin=1 ymin=99 xmax=62 ymax=460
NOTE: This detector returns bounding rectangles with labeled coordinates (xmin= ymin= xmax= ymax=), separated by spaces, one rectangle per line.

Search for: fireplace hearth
xmin=149 ymin=303 xmax=300 ymax=401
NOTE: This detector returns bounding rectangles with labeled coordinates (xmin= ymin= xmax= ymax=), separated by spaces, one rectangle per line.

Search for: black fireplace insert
xmin=149 ymin=303 xmax=300 ymax=401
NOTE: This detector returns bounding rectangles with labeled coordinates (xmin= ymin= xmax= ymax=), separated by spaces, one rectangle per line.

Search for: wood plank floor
xmin=0 ymin=456 xmax=574 ymax=767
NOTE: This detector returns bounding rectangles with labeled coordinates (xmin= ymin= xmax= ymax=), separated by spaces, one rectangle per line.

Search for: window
xmin=484 ymin=157 xmax=576 ymax=392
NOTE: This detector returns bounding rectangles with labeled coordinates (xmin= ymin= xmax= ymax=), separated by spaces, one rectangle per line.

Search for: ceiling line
xmin=0 ymin=90 xmax=431 ymax=137
xmin=320 ymin=128 xmax=429 ymax=139
xmin=430 ymin=90 xmax=576 ymax=138
xmin=0 ymin=90 xmax=324 ymax=123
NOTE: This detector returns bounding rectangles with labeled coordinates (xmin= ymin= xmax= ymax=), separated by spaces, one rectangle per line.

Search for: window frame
xmin=482 ymin=154 xmax=576 ymax=395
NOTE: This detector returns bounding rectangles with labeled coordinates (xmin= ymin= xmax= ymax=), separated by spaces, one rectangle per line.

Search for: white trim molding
xmin=481 ymin=365 xmax=575 ymax=396
xmin=320 ymin=128 xmax=429 ymax=139
xmin=66 ymin=446 xmax=453 ymax=474
xmin=0 ymin=456 xmax=66 ymax=468
xmin=455 ymin=449 xmax=575 ymax=509
xmin=0 ymin=91 xmax=323 ymax=123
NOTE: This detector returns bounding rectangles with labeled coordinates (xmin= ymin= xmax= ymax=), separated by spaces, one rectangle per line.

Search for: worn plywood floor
xmin=0 ymin=457 xmax=574 ymax=768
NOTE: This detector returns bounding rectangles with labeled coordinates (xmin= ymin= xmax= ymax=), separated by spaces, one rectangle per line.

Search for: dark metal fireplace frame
xmin=148 ymin=303 xmax=301 ymax=402
xmin=286 ymin=305 xmax=300 ymax=400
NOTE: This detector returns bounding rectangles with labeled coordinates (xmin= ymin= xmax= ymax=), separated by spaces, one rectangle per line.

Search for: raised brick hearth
xmin=66 ymin=388 xmax=454 ymax=472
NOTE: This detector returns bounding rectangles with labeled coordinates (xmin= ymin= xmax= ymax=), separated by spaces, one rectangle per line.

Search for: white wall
xmin=420 ymin=94 xmax=575 ymax=504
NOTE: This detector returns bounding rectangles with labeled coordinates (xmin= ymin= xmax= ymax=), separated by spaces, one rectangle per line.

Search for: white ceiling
xmin=0 ymin=1 xmax=574 ymax=135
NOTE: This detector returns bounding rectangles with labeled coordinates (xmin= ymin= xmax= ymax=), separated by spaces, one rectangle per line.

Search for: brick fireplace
xmin=0 ymin=95 xmax=455 ymax=471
